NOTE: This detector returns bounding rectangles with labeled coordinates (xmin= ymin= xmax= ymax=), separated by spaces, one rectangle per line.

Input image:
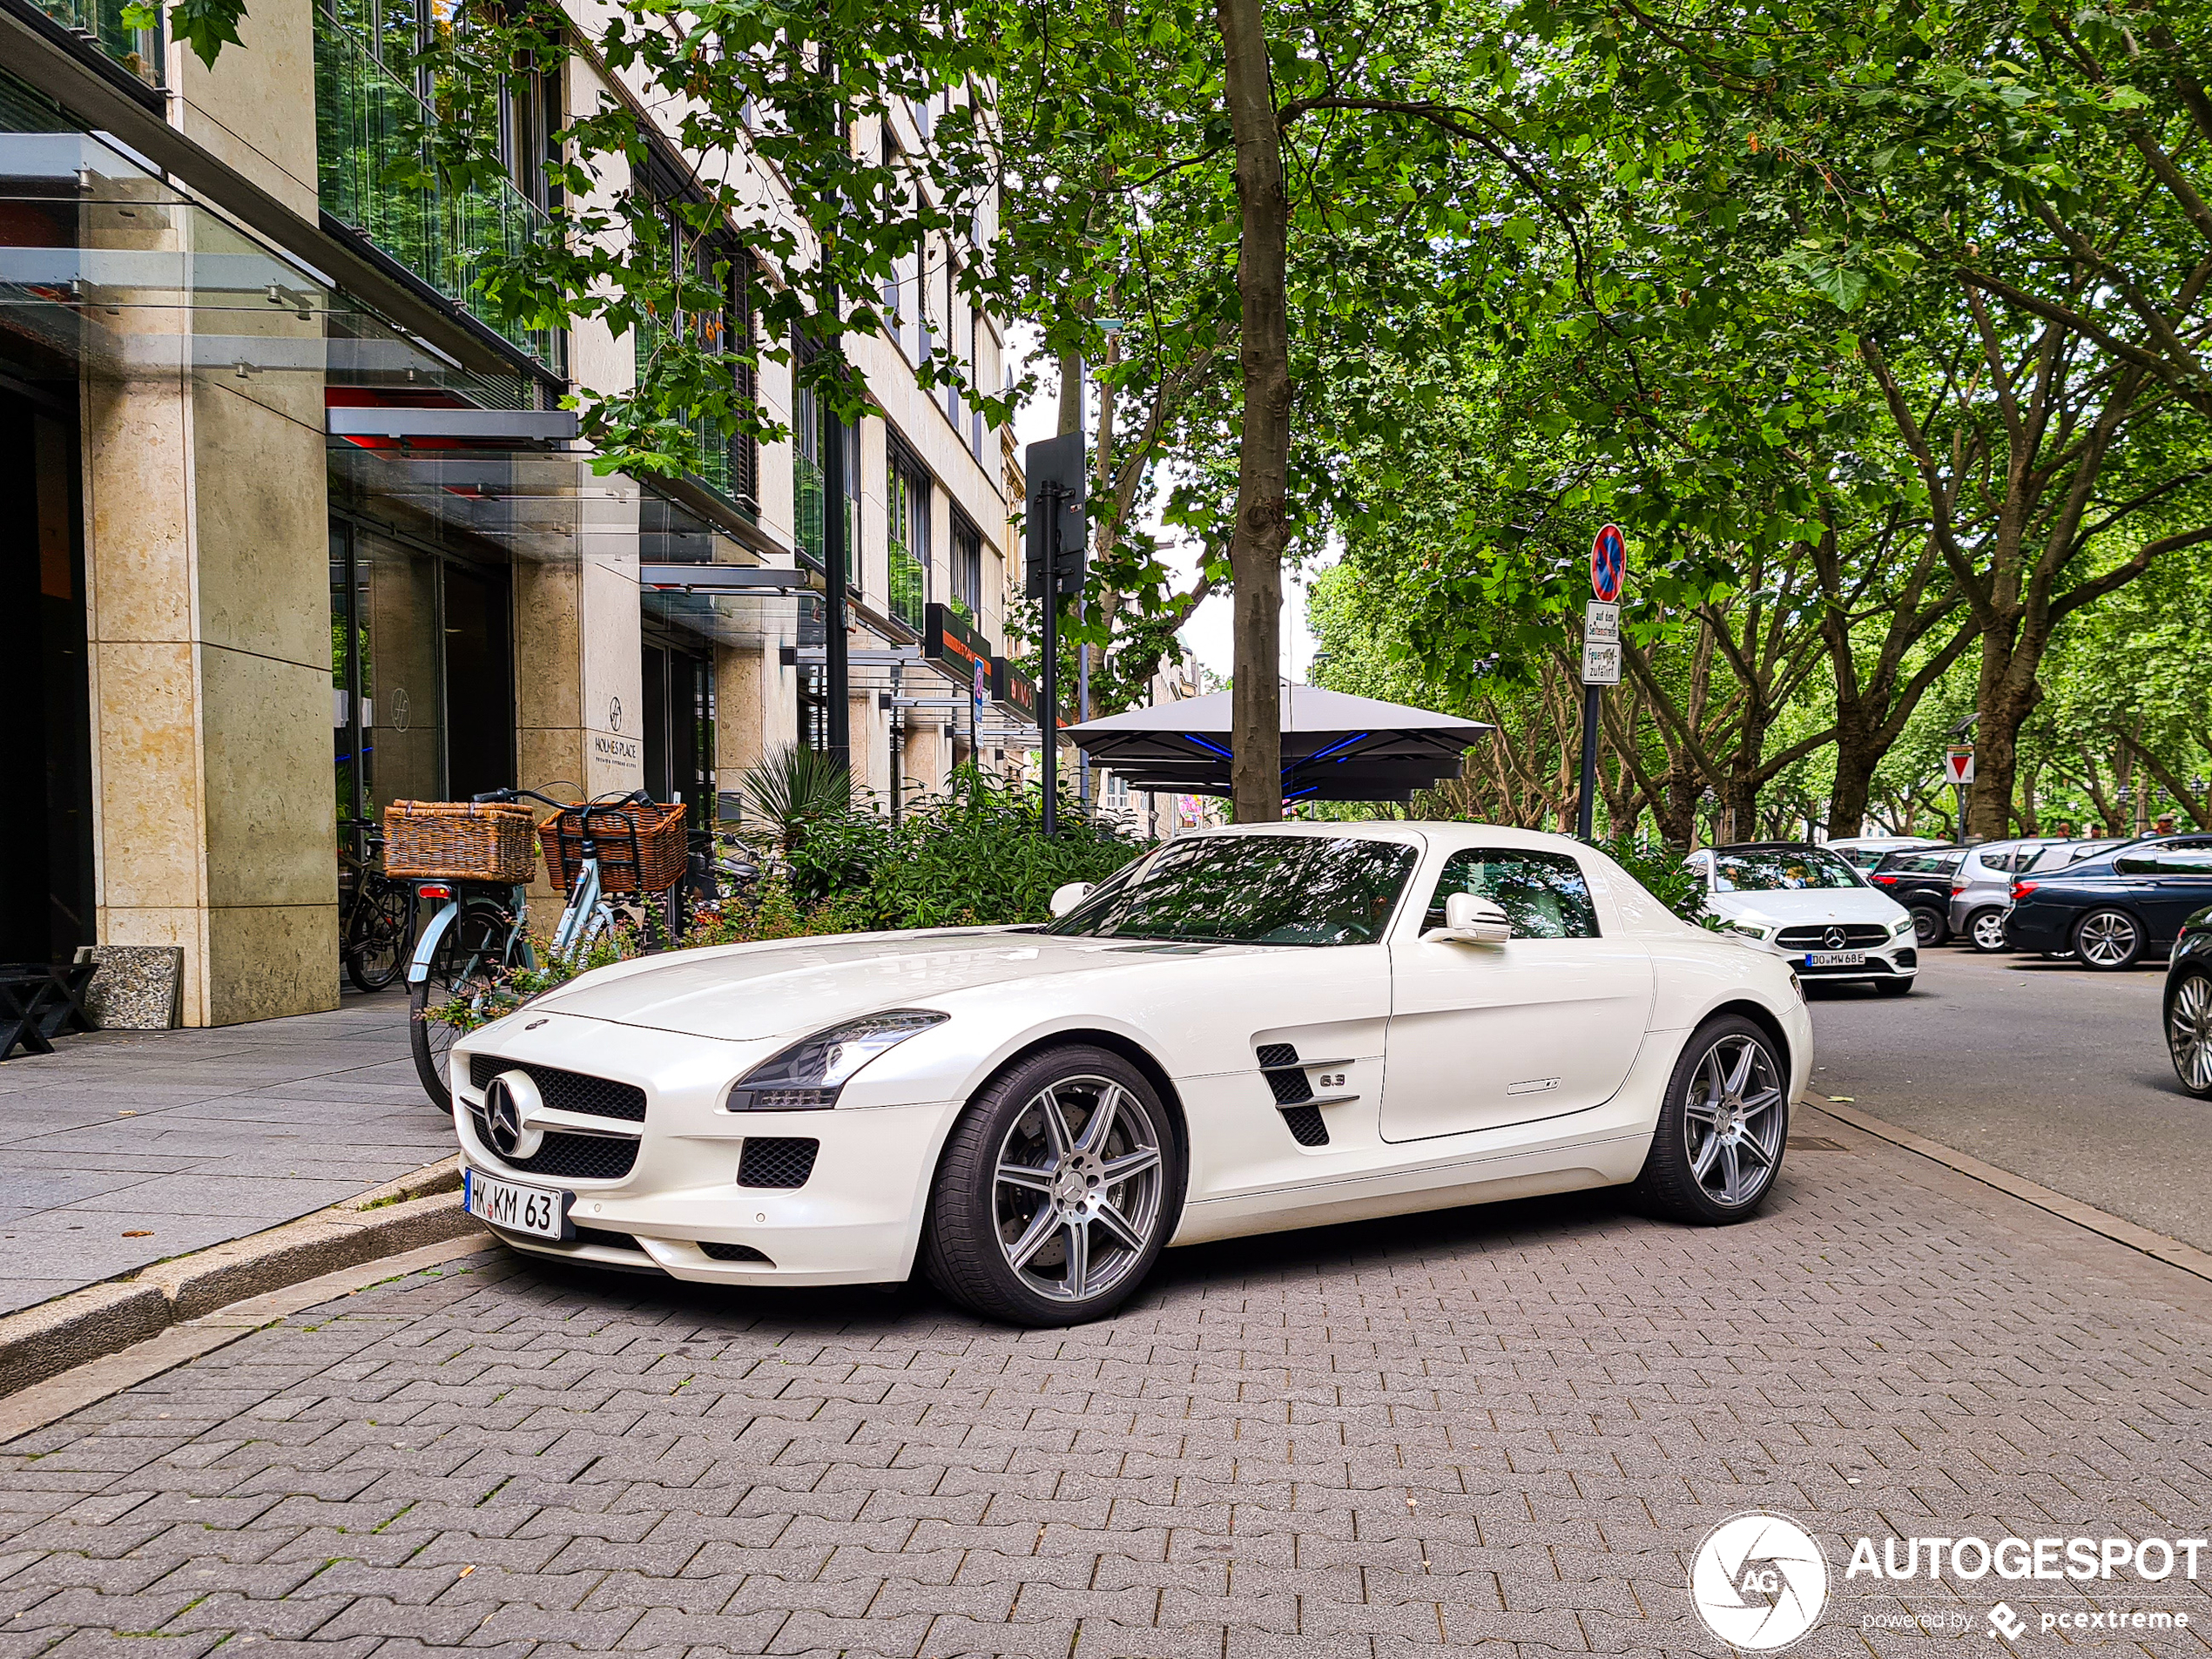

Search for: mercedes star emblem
xmin=481 ymin=1071 xmax=545 ymax=1161
xmin=1823 ymin=927 xmax=1847 ymax=951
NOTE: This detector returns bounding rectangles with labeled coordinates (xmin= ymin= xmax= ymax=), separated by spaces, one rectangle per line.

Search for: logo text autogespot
xmin=1846 ymin=1536 xmax=2211 ymax=1582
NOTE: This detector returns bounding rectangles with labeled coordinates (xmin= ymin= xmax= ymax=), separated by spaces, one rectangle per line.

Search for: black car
xmin=2006 ymin=833 xmax=2212 ymax=970
xmin=1868 ymin=846 xmax=1966 ymax=946
xmin=2169 ymin=905 xmax=2212 ymax=1097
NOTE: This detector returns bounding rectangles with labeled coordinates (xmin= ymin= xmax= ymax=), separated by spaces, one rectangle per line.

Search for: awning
xmin=1066 ymin=684 xmax=1490 ymax=802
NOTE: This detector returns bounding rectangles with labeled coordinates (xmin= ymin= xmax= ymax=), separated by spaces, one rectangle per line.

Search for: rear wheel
xmin=922 ymin=1046 xmax=1184 ymax=1326
xmin=1966 ymin=908 xmax=2010 ymax=953
xmin=2072 ymin=907 xmax=2144 ymax=972
xmin=408 ymin=901 xmax=513 ymax=1109
xmin=1910 ymin=907 xmax=1948 ymax=947
xmin=2168 ymin=969 xmax=2212 ymax=1098
xmin=1632 ymin=1015 xmax=1789 ymax=1224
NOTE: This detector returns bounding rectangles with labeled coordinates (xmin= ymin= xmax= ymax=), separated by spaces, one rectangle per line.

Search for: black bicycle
xmin=339 ymin=817 xmax=415 ymax=994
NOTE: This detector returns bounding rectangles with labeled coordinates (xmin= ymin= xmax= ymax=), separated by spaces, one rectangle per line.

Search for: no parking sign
xmin=1591 ymin=523 xmax=1626 ymax=603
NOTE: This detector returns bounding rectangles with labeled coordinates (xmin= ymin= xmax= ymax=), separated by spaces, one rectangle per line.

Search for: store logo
xmin=390 ymin=686 xmax=411 ymax=732
xmin=609 ymin=695 xmax=624 ymax=732
xmin=1689 ymin=1513 xmax=1830 ymax=1651
xmin=1989 ymin=1603 xmax=2027 ymax=1641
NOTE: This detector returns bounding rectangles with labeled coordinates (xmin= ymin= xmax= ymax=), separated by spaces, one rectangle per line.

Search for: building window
xmin=793 ymin=333 xmax=860 ymax=585
xmin=887 ymin=448 xmax=930 ymax=633
xmin=951 ymin=516 xmax=982 ymax=622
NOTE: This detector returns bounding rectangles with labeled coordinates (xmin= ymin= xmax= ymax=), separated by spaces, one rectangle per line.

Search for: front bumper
xmin=452 ymin=1015 xmax=955 ymax=1287
xmin=1738 ymin=933 xmax=1918 ymax=983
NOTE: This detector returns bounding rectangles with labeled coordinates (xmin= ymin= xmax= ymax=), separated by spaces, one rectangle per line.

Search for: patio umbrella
xmin=1065 ymin=685 xmax=1491 ymax=803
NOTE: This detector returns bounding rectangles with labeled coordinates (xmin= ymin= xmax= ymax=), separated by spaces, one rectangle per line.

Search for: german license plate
xmin=463 ymin=1169 xmax=570 ymax=1240
xmin=1804 ymin=950 xmax=1866 ymax=968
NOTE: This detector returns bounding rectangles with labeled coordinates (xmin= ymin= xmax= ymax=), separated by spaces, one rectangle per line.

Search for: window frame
xmin=1420 ymin=846 xmax=1603 ymax=940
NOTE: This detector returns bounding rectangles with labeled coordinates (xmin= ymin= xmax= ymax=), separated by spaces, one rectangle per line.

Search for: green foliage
xmin=733 ymin=744 xmax=853 ymax=854
xmin=1588 ymin=834 xmax=1712 ymax=926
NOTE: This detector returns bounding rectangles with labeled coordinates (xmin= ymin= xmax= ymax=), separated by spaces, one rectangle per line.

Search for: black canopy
xmin=1066 ymin=685 xmax=1491 ymax=803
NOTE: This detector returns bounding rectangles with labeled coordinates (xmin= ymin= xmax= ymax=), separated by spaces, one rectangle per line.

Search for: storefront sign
xmin=992 ymin=656 xmax=1037 ymax=725
xmin=922 ymin=602 xmax=992 ymax=684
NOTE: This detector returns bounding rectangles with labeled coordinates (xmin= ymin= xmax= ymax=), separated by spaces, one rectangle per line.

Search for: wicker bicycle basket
xmin=381 ymin=800 xmax=539 ymax=884
xmin=540 ymin=800 xmax=689 ymax=896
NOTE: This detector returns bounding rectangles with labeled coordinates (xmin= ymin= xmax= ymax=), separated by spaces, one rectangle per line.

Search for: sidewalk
xmin=0 ymin=990 xmax=455 ymax=1316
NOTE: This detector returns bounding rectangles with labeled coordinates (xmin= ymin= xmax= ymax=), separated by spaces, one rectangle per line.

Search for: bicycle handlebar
xmin=471 ymin=786 xmax=658 ymax=815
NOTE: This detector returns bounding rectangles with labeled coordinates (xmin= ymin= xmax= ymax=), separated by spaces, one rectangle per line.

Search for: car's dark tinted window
xmin=1711 ymin=848 xmax=1862 ymax=892
xmin=1046 ymin=834 xmax=1416 ymax=946
xmin=1423 ymin=848 xmax=1600 ymax=938
xmin=2115 ymin=844 xmax=2212 ymax=876
xmin=1882 ymin=851 xmax=1962 ymax=875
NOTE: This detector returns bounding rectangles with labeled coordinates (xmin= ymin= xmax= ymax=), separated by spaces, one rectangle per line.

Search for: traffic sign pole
xmin=1578 ymin=526 xmax=1627 ymax=840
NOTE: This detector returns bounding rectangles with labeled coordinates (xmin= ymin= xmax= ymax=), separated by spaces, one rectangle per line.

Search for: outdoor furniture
xmin=0 ymin=961 xmax=98 ymax=1060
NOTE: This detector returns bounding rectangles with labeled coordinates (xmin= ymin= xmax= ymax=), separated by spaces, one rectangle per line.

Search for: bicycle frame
xmin=407 ymin=884 xmax=537 ymax=988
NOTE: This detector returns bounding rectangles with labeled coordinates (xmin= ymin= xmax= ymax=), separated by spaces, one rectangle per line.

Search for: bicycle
xmin=338 ymin=817 xmax=415 ymax=994
xmin=405 ymin=786 xmax=680 ymax=1107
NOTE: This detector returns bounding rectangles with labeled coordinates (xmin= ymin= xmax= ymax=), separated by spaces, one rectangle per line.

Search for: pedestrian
xmin=2053 ymin=819 xmax=2074 ymax=838
xmin=2156 ymin=813 xmax=2176 ymax=834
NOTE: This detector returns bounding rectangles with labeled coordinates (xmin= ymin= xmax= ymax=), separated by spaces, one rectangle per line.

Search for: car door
xmin=2117 ymin=840 xmax=2212 ymax=939
xmin=1380 ymin=846 xmax=1654 ymax=1143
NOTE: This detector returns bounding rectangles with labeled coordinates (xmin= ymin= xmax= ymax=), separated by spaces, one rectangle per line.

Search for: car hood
xmin=1707 ymin=888 xmax=1906 ymax=929
xmin=528 ymin=927 xmax=1265 ymax=1042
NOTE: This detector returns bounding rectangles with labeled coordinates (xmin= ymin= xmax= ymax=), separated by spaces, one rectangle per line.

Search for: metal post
xmin=823 ymin=370 xmax=849 ymax=772
xmin=1576 ymin=683 xmax=1601 ymax=840
xmin=1041 ymin=484 xmax=1060 ymax=838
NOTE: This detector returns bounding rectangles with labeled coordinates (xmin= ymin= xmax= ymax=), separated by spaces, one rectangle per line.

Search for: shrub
xmin=1588 ymin=833 xmax=1716 ymax=925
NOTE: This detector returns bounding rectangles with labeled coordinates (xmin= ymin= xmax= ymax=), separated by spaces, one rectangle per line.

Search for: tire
xmin=1910 ymin=907 xmax=1948 ymax=947
xmin=1631 ymin=1015 xmax=1789 ymax=1224
xmin=921 ymin=1045 xmax=1184 ymax=1326
xmin=1873 ymin=974 xmax=1915 ymax=995
xmin=2168 ymin=968 xmax=2212 ymax=1099
xmin=408 ymin=900 xmax=513 ymax=1109
xmin=1966 ymin=908 xmax=2011 ymax=953
xmin=344 ymin=882 xmax=414 ymax=993
xmin=2072 ymin=907 xmax=2144 ymax=972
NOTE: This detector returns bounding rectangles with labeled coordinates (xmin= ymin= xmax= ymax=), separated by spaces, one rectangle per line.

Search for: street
xmin=1803 ymin=945 xmax=2209 ymax=1251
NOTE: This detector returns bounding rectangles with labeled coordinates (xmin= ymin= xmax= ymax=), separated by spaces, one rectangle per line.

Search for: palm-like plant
xmin=737 ymin=743 xmax=853 ymax=853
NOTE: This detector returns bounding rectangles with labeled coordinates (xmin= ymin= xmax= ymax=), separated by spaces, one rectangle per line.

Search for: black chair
xmin=0 ymin=961 xmax=98 ymax=1060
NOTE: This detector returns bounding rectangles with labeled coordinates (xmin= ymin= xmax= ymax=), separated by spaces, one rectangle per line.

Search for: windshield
xmin=1710 ymin=848 xmax=1864 ymax=893
xmin=1045 ymin=834 xmax=1417 ymax=946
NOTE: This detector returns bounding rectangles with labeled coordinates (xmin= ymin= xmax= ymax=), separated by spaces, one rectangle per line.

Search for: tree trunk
xmin=1216 ymin=0 xmax=1288 ymax=824
xmin=1828 ymin=727 xmax=1879 ymax=840
xmin=1965 ymin=626 xmax=2045 ymax=839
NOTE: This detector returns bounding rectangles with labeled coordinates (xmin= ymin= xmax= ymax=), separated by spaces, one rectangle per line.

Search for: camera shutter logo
xmin=481 ymin=1071 xmax=546 ymax=1161
xmin=1689 ymin=1513 xmax=1829 ymax=1650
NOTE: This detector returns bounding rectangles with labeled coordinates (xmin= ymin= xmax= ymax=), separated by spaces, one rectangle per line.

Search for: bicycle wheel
xmin=408 ymin=900 xmax=513 ymax=1109
xmin=345 ymin=880 xmax=415 ymax=994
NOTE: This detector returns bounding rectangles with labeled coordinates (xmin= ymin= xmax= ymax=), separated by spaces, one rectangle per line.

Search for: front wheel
xmin=2169 ymin=968 xmax=2212 ymax=1098
xmin=1631 ymin=1015 xmax=1789 ymax=1224
xmin=1911 ymin=907 xmax=1948 ymax=947
xmin=921 ymin=1046 xmax=1184 ymax=1326
xmin=1874 ymin=974 xmax=1916 ymax=996
xmin=408 ymin=900 xmax=513 ymax=1108
xmin=2072 ymin=907 xmax=2144 ymax=971
xmin=1966 ymin=908 xmax=2010 ymax=953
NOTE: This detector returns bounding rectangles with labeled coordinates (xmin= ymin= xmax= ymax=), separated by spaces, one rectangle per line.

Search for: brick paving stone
xmin=5 ymin=1119 xmax=2212 ymax=1656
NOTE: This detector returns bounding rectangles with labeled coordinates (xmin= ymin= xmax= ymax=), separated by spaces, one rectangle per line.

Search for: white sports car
xmin=450 ymin=824 xmax=1812 ymax=1325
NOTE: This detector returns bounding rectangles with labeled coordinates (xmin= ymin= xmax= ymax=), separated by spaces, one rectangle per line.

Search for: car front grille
xmin=469 ymin=1055 xmax=646 ymax=1123
xmin=472 ymin=1115 xmax=641 ymax=1181
xmin=738 ymin=1137 xmax=819 ymax=1189
xmin=1775 ymin=923 xmax=1892 ymax=949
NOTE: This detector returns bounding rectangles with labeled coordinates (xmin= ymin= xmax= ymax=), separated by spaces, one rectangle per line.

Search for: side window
xmin=2117 ymin=846 xmax=2212 ymax=876
xmin=1424 ymin=848 xmax=1600 ymax=939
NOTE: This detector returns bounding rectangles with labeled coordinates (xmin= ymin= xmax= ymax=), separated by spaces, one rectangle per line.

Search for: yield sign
xmin=1945 ymin=747 xmax=1975 ymax=787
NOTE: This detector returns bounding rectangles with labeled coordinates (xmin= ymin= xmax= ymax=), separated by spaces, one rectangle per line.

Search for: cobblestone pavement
xmin=0 ymin=990 xmax=450 ymax=1314
xmin=3 ymin=1107 xmax=2209 ymax=1659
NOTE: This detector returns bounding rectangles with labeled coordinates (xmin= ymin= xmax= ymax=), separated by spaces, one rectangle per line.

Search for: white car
xmin=451 ymin=824 xmax=1812 ymax=1326
xmin=1690 ymin=841 xmax=1919 ymax=994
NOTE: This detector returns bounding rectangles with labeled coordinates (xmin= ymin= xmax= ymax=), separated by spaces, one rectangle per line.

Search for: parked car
xmin=1824 ymin=835 xmax=1946 ymax=871
xmin=1948 ymin=840 xmax=2058 ymax=952
xmin=447 ymin=824 xmax=1813 ymax=1325
xmin=2006 ymin=834 xmax=2212 ymax=970
xmin=1868 ymin=846 xmax=1966 ymax=946
xmin=2166 ymin=904 xmax=2212 ymax=1097
xmin=1689 ymin=841 xmax=1919 ymax=994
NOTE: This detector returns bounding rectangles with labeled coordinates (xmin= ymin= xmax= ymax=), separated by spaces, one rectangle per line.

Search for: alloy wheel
xmin=992 ymin=1076 xmax=1164 ymax=1305
xmin=1970 ymin=910 xmax=2009 ymax=951
xmin=2076 ymin=910 xmax=2140 ymax=968
xmin=1682 ymin=1033 xmax=1786 ymax=1208
xmin=2171 ymin=974 xmax=2212 ymax=1095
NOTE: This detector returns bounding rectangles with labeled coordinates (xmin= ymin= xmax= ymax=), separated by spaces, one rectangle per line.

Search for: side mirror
xmin=1049 ymin=880 xmax=1095 ymax=919
xmin=1423 ymin=892 xmax=1513 ymax=945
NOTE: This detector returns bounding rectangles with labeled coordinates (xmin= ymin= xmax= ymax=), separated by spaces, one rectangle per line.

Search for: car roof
xmin=1710 ymin=841 xmax=1841 ymax=853
xmin=1187 ymin=820 xmax=1586 ymax=853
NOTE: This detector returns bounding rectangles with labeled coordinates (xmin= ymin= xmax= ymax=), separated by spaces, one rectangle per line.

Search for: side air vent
xmin=700 ymin=1240 xmax=774 ymax=1264
xmin=1254 ymin=1042 xmax=1329 ymax=1147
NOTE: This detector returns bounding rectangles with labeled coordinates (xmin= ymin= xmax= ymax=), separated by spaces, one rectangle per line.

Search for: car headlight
xmin=724 ymin=1010 xmax=948 ymax=1111
xmin=1723 ymin=921 xmax=1770 ymax=942
xmin=1892 ymin=916 xmax=1917 ymax=939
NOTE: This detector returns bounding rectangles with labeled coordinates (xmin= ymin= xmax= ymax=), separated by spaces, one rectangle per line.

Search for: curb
xmin=1804 ymin=1093 xmax=2212 ymax=1285
xmin=0 ymin=1158 xmax=481 ymax=1399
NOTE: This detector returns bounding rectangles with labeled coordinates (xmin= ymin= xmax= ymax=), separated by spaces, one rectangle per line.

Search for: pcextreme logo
xmin=1689 ymin=1512 xmax=1831 ymax=1651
